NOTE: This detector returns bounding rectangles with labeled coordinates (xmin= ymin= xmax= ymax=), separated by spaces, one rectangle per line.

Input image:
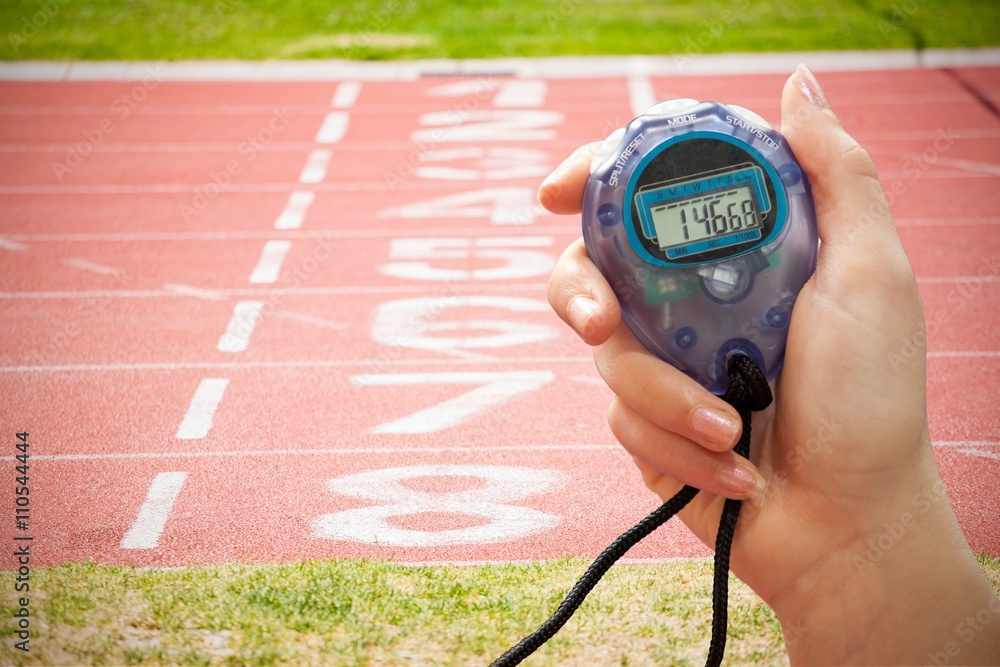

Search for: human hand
xmin=543 ymin=65 xmax=1000 ymax=664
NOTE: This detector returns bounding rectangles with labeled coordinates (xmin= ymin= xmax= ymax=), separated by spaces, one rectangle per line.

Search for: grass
xmin=1 ymin=0 xmax=997 ymax=61
xmin=1 ymin=554 xmax=998 ymax=666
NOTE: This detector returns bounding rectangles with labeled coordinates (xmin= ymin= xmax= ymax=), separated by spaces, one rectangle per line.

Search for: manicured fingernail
xmin=691 ymin=407 xmax=739 ymax=450
xmin=538 ymin=170 xmax=566 ymax=209
xmin=567 ymin=295 xmax=599 ymax=336
xmin=797 ymin=64 xmax=830 ymax=110
xmin=717 ymin=461 xmax=766 ymax=499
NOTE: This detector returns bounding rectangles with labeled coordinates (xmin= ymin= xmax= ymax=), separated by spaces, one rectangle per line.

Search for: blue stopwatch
xmin=583 ymin=99 xmax=819 ymax=394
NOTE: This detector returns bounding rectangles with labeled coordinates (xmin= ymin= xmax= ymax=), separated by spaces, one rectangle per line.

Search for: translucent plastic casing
xmin=582 ymin=100 xmax=818 ymax=394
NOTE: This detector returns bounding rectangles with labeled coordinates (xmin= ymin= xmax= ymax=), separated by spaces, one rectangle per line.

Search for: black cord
xmin=491 ymin=355 xmax=772 ymax=667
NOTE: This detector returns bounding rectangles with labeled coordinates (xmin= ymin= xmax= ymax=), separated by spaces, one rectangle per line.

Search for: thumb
xmin=779 ymin=64 xmax=914 ymax=295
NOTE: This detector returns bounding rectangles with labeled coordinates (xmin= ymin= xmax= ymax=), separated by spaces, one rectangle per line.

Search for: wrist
xmin=771 ymin=468 xmax=1000 ymax=664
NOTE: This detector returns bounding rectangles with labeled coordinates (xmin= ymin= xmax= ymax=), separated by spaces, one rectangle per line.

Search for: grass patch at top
xmin=1 ymin=0 xmax=997 ymax=61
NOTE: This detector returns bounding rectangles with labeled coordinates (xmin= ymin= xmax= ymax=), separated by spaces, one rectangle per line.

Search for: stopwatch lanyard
xmin=491 ymin=355 xmax=773 ymax=667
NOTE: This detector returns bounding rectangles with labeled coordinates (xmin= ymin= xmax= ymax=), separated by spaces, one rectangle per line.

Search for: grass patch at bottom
xmin=0 ymin=554 xmax=997 ymax=666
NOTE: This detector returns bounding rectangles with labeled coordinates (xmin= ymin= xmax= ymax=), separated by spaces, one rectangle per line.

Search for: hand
xmin=543 ymin=65 xmax=1000 ymax=665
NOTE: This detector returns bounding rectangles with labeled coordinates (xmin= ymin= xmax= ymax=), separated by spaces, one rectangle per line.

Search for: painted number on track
xmin=312 ymin=464 xmax=565 ymax=546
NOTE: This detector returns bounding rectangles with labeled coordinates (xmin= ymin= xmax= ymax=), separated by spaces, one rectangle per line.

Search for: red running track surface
xmin=0 ymin=65 xmax=998 ymax=569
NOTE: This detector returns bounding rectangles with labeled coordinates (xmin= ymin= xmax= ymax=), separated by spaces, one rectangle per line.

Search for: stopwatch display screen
xmin=637 ymin=165 xmax=769 ymax=259
xmin=627 ymin=137 xmax=783 ymax=267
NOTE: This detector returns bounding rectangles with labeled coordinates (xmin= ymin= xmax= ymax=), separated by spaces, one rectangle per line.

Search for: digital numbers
xmin=654 ymin=185 xmax=760 ymax=250
xmin=679 ymin=191 xmax=758 ymax=243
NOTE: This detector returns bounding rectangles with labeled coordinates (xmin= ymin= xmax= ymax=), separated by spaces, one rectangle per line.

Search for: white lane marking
xmin=217 ymin=301 xmax=264 ymax=353
xmin=2 ymin=272 xmax=995 ymax=301
xmin=0 ymin=282 xmax=549 ymax=299
xmin=927 ymin=351 xmax=1000 ymax=358
xmin=299 ymin=149 xmax=332 ymax=183
xmin=0 ymin=167 xmax=991 ymax=195
xmin=248 ymin=240 xmax=291 ymax=284
xmin=7 ymin=352 xmax=1000 ymax=374
xmin=627 ymin=76 xmax=656 ymax=116
xmin=315 ymin=112 xmax=350 ymax=143
xmin=18 ymin=444 xmax=621 ymax=462
xmin=0 ymin=236 xmax=26 ymax=251
xmin=10 ymin=50 xmax=998 ymax=81
xmin=932 ymin=441 xmax=1000 ymax=448
xmin=275 ymin=310 xmax=349 ymax=331
xmin=331 ymin=81 xmax=362 ymax=108
xmin=120 ymin=472 xmax=188 ymax=549
xmin=175 ymin=378 xmax=229 ymax=440
xmin=493 ymin=80 xmax=547 ymax=108
xmin=61 ymin=258 xmax=122 ymax=276
xmin=4 ymin=219 xmax=996 ymax=244
xmin=162 ymin=283 xmax=228 ymax=301
xmin=958 ymin=448 xmax=1000 ymax=460
xmin=2 ymin=356 xmax=592 ymax=373
xmin=10 ymin=440 xmax=995 ymax=463
xmin=274 ymin=190 xmax=315 ymax=229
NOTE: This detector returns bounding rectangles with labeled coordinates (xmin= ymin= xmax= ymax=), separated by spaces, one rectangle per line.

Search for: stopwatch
xmin=583 ymin=99 xmax=818 ymax=395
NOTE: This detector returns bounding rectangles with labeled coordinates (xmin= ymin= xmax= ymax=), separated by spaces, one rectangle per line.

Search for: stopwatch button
xmin=727 ymin=105 xmax=773 ymax=130
xmin=675 ymin=327 xmax=698 ymax=350
xmin=644 ymin=98 xmax=700 ymax=117
xmin=589 ymin=128 xmax=626 ymax=174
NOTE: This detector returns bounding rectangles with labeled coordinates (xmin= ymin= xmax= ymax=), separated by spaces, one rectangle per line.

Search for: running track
xmin=0 ymin=54 xmax=998 ymax=570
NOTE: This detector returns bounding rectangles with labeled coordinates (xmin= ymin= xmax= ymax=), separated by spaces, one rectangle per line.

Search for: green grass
xmin=2 ymin=555 xmax=998 ymax=666
xmin=1 ymin=0 xmax=997 ymax=61
xmin=0 ymin=558 xmax=780 ymax=667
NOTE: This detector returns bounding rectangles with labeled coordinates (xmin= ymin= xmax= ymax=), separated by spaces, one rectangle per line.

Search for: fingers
xmin=611 ymin=397 xmax=766 ymax=501
xmin=594 ymin=322 xmax=744 ymax=453
xmin=537 ymin=142 xmax=602 ymax=214
xmin=547 ymin=237 xmax=621 ymax=345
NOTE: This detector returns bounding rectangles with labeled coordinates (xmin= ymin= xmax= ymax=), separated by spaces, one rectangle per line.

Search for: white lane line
xmin=2 ymin=168 xmax=991 ymax=195
xmin=217 ymin=301 xmax=264 ymax=353
xmin=21 ymin=444 xmax=622 ymax=462
xmin=8 ymin=440 xmax=993 ymax=463
xmin=927 ymin=351 xmax=1000 ymax=358
xmin=61 ymin=258 xmax=122 ymax=276
xmin=0 ymin=236 xmax=26 ymax=251
xmin=493 ymin=80 xmax=547 ymax=108
xmin=175 ymin=378 xmax=229 ymax=439
xmin=5 ymin=219 xmax=997 ymax=244
xmin=275 ymin=310 xmax=349 ymax=331
xmin=3 ymin=271 xmax=997 ymax=301
xmin=248 ymin=240 xmax=291 ymax=284
xmin=3 ymin=356 xmax=593 ymax=374
xmin=120 ymin=472 xmax=188 ymax=549
xmin=5 ymin=351 xmax=999 ymax=374
xmin=162 ymin=283 xmax=228 ymax=301
xmin=274 ymin=190 xmax=315 ymax=229
xmin=331 ymin=81 xmax=362 ymax=108
xmin=4 ymin=50 xmax=999 ymax=81
xmin=958 ymin=448 xmax=1000 ymax=460
xmin=299 ymin=149 xmax=332 ymax=183
xmin=315 ymin=112 xmax=350 ymax=143
xmin=0 ymin=282 xmax=549 ymax=299
xmin=627 ymin=76 xmax=656 ymax=116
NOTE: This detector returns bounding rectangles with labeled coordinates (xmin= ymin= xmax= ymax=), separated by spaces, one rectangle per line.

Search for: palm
xmin=661 ymin=239 xmax=929 ymax=607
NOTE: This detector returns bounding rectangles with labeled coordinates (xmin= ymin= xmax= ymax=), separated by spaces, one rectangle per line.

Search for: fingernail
xmin=797 ymin=64 xmax=830 ymax=110
xmin=717 ymin=461 xmax=767 ymax=500
xmin=537 ymin=170 xmax=565 ymax=210
xmin=567 ymin=295 xmax=599 ymax=336
xmin=691 ymin=407 xmax=740 ymax=450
